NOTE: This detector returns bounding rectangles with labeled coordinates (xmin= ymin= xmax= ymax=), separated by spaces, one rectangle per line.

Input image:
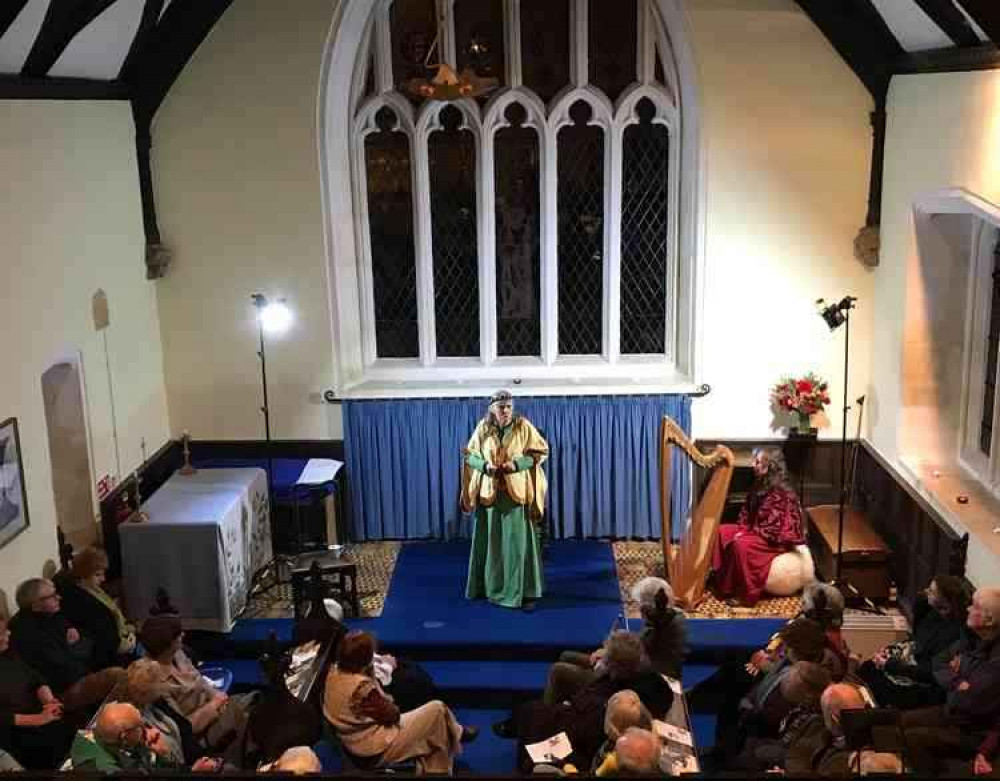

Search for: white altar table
xmin=120 ymin=468 xmax=272 ymax=632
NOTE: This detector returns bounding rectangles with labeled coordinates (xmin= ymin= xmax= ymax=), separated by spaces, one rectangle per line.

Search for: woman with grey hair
xmin=632 ymin=577 xmax=687 ymax=678
xmin=711 ymin=447 xmax=806 ymax=606
xmin=461 ymin=389 xmax=549 ymax=610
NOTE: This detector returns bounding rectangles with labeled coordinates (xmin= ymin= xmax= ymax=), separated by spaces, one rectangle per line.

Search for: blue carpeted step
xmin=452 ymin=707 xmax=519 ymax=776
xmin=681 ymin=664 xmax=718 ymax=692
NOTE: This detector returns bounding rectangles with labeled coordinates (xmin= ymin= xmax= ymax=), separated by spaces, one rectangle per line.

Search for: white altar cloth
xmin=120 ymin=468 xmax=272 ymax=632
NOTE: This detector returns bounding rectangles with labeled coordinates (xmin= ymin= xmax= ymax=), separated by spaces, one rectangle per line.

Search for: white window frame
xmin=959 ymin=218 xmax=1000 ymax=485
xmin=320 ymin=0 xmax=704 ymax=397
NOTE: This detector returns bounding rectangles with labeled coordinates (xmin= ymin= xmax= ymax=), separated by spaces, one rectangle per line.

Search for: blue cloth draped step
xmin=342 ymin=394 xmax=692 ymax=541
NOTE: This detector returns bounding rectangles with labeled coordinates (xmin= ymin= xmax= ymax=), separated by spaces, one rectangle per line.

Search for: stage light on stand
xmin=256 ymin=297 xmax=293 ymax=335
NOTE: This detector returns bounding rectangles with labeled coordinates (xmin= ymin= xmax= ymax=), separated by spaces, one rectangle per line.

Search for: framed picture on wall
xmin=0 ymin=417 xmax=30 ymax=549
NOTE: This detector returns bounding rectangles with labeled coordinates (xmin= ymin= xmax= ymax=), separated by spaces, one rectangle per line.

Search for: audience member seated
xmin=712 ymin=447 xmax=806 ymax=607
xmin=8 ymin=578 xmax=125 ymax=712
xmin=373 ymin=650 xmax=437 ymax=714
xmin=898 ymin=587 xmax=1000 ymax=775
xmin=800 ymin=583 xmax=850 ymax=667
xmin=495 ymin=631 xmax=672 ymax=773
xmin=591 ymin=690 xmax=652 ymax=775
xmin=974 ymin=721 xmax=999 ymax=777
xmin=611 ymin=727 xmax=663 ymax=776
xmin=54 ymin=547 xmax=137 ymax=668
xmin=122 ymin=658 xmax=204 ymax=767
xmin=259 ymin=745 xmax=322 ymax=774
xmin=0 ymin=615 xmax=74 ymax=769
xmin=784 ymin=682 xmax=868 ymax=776
xmin=729 ymin=660 xmax=832 ymax=772
xmin=703 ymin=616 xmax=845 ymax=762
xmin=71 ymin=701 xmax=221 ymax=773
xmin=139 ymin=614 xmax=255 ymax=752
xmin=857 ymin=574 xmax=969 ymax=711
xmin=544 ymin=578 xmax=685 ymax=706
xmin=323 ymin=630 xmax=476 ymax=775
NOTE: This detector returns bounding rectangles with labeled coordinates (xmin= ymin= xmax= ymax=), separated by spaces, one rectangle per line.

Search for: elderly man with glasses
xmin=8 ymin=578 xmax=124 ymax=712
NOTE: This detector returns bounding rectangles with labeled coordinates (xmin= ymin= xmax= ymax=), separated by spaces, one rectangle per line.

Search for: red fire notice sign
xmin=96 ymin=475 xmax=113 ymax=501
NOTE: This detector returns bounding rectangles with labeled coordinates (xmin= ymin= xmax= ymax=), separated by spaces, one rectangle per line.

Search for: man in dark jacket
xmin=900 ymin=587 xmax=1000 ymax=774
xmin=8 ymin=578 xmax=124 ymax=711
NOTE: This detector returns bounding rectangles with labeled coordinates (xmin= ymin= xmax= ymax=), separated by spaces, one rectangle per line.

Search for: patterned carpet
xmin=244 ymin=539 xmax=802 ymax=621
xmin=612 ymin=540 xmax=802 ymax=620
xmin=244 ymin=541 xmax=401 ymax=619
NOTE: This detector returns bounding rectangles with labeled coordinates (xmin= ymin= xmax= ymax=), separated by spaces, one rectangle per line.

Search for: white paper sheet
xmin=296 ymin=458 xmax=343 ymax=485
xmin=525 ymin=732 xmax=573 ymax=764
xmin=654 ymin=719 xmax=694 ymax=747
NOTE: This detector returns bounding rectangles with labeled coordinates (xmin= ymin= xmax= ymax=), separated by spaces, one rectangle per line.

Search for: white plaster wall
xmin=0 ymin=101 xmax=170 ymax=602
xmin=153 ymin=0 xmax=343 ymax=441
xmin=154 ymin=0 xmax=872 ymax=443
xmin=874 ymin=70 xmax=1000 ymax=461
xmin=687 ymin=0 xmax=874 ymax=440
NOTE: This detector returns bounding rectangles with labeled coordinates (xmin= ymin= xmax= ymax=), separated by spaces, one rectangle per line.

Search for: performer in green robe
xmin=461 ymin=390 xmax=549 ymax=610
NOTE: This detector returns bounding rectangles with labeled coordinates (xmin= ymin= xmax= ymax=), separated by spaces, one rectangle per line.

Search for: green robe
xmin=464 ymin=423 xmax=546 ymax=608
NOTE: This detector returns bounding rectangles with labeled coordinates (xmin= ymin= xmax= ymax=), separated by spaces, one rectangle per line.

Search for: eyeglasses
xmin=33 ymin=592 xmax=60 ymax=605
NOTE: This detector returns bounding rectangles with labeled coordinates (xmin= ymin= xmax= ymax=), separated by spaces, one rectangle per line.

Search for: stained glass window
xmin=589 ymin=0 xmax=637 ymax=103
xmin=391 ymin=0 xmax=437 ymax=103
xmin=558 ymin=101 xmax=605 ymax=356
xmin=365 ymin=107 xmax=419 ymax=358
xmin=621 ymin=98 xmax=669 ymax=355
xmin=429 ymin=105 xmax=480 ymax=357
xmin=521 ymin=0 xmax=570 ymax=105
xmin=455 ymin=0 xmax=505 ymax=91
xmin=495 ymin=103 xmax=541 ymax=357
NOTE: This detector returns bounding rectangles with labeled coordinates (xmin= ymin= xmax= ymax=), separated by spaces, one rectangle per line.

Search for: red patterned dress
xmin=711 ymin=485 xmax=805 ymax=606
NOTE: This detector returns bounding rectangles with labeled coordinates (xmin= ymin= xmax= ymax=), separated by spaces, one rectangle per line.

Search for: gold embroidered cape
xmin=460 ymin=416 xmax=549 ymax=521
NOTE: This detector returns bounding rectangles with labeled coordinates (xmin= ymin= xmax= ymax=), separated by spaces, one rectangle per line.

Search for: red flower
xmin=796 ymin=380 xmax=813 ymax=393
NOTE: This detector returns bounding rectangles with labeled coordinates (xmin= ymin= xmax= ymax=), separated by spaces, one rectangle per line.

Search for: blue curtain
xmin=343 ymin=394 xmax=692 ymax=541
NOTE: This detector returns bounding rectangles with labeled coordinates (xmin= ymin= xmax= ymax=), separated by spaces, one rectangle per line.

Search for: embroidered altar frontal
xmin=343 ymin=394 xmax=693 ymax=541
xmin=120 ymin=467 xmax=272 ymax=631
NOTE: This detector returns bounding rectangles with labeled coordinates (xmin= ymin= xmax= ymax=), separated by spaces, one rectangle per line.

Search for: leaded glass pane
xmin=429 ymin=105 xmax=480 ymax=357
xmin=365 ymin=107 xmax=419 ymax=358
xmin=621 ymin=98 xmax=669 ymax=355
xmin=495 ymin=103 xmax=540 ymax=357
xmin=391 ymin=0 xmax=436 ymax=103
xmin=589 ymin=0 xmax=637 ymax=102
xmin=558 ymin=101 xmax=604 ymax=356
xmin=455 ymin=0 xmax=505 ymax=97
xmin=521 ymin=0 xmax=570 ymax=105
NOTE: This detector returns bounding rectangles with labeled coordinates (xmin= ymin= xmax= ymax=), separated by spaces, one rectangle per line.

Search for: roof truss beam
xmin=793 ymin=0 xmax=905 ymax=101
xmin=913 ymin=0 xmax=981 ymax=47
xmin=0 ymin=0 xmax=31 ymax=40
xmin=21 ymin=0 xmax=119 ymax=78
xmin=955 ymin=0 xmax=1000 ymax=45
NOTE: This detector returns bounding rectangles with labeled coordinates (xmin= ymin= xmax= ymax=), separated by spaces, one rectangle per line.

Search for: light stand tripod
xmin=819 ymin=296 xmax=880 ymax=614
xmin=247 ymin=293 xmax=293 ymax=599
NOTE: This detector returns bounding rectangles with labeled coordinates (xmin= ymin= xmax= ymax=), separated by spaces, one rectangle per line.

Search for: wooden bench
xmin=807 ymin=504 xmax=891 ymax=602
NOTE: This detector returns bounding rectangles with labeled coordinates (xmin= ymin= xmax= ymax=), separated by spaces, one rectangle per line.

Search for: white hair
xmin=630 ymin=577 xmax=675 ymax=611
xmin=615 ymin=728 xmax=662 ymax=774
xmin=604 ymin=690 xmax=652 ymax=741
xmin=975 ymin=588 xmax=1000 ymax=624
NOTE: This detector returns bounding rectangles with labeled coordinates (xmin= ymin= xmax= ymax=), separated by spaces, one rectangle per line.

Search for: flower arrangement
xmin=771 ymin=373 xmax=831 ymax=433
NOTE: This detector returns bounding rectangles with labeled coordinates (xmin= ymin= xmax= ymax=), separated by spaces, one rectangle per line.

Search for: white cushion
xmin=765 ymin=544 xmax=816 ymax=597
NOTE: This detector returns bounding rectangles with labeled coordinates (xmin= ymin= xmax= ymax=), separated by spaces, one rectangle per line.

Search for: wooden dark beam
xmin=21 ymin=0 xmax=119 ymax=78
xmin=0 ymin=0 xmax=30 ymax=40
xmin=892 ymin=42 xmax=1000 ymax=73
xmin=127 ymin=0 xmax=234 ymax=125
xmin=0 ymin=74 xmax=129 ymax=99
xmin=118 ymin=0 xmax=166 ymax=83
xmin=955 ymin=0 xmax=1000 ymax=45
xmin=793 ymin=0 xmax=906 ymax=100
xmin=913 ymin=0 xmax=981 ymax=47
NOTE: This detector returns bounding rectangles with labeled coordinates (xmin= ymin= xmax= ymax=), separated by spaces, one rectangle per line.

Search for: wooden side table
xmin=289 ymin=551 xmax=360 ymax=619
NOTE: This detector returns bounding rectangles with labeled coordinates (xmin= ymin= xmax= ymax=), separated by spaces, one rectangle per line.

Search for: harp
xmin=659 ymin=416 xmax=735 ymax=609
